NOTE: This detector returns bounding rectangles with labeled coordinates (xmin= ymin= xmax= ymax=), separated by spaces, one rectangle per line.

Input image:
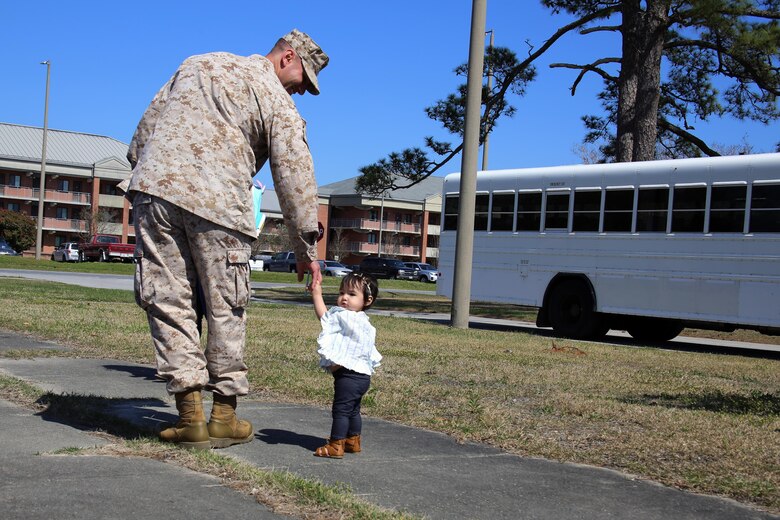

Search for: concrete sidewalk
xmin=0 ymin=333 xmax=776 ymax=520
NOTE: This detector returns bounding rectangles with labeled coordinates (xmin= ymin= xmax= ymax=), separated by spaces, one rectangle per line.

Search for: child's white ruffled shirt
xmin=317 ymin=306 xmax=382 ymax=375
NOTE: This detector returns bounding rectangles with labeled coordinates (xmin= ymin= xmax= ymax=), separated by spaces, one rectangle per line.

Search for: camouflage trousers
xmin=133 ymin=193 xmax=252 ymax=396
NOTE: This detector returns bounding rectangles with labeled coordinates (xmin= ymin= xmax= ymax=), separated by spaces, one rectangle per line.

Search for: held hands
xmin=297 ymin=259 xmax=322 ymax=285
xmin=309 ymin=276 xmax=323 ymax=298
xmin=309 ymin=272 xmax=327 ymax=320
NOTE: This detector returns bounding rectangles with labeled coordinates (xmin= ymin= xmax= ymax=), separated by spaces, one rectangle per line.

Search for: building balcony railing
xmin=331 ymin=218 xmax=421 ymax=235
xmin=425 ymin=247 xmax=439 ymax=258
xmin=0 ymin=184 xmax=91 ymax=205
xmin=98 ymin=193 xmax=126 ymax=209
xmin=427 ymin=224 xmax=441 ymax=236
xmin=43 ymin=217 xmax=88 ymax=232
xmin=346 ymin=241 xmax=420 ymax=258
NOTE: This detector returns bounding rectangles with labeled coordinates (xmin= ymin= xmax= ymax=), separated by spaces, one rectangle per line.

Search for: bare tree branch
xmin=550 ymin=58 xmax=620 ymax=94
xmin=581 ymin=25 xmax=621 ymax=34
xmin=658 ymin=119 xmax=722 ymax=156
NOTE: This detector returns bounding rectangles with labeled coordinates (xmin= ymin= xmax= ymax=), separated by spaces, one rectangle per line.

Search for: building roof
xmin=318 ymin=174 xmax=444 ymax=202
xmin=0 ymin=122 xmax=130 ymax=168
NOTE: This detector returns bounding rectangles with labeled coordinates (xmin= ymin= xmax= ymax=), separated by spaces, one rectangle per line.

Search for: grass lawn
xmin=0 ymin=273 xmax=777 ymax=514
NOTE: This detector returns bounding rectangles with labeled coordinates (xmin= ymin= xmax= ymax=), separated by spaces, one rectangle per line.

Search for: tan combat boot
xmin=207 ymin=394 xmax=254 ymax=449
xmin=159 ymin=389 xmax=210 ymax=450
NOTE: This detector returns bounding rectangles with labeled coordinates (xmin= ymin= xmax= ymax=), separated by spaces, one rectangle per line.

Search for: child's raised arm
xmin=310 ymin=278 xmax=327 ymax=320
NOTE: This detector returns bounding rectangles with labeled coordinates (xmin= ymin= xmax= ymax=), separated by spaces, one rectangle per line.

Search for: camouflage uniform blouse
xmin=125 ymin=52 xmax=319 ymax=261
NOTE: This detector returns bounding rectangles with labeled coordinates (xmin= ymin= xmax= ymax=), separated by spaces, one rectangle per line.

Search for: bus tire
xmin=547 ymin=278 xmax=605 ymax=340
xmin=626 ymin=317 xmax=684 ymax=342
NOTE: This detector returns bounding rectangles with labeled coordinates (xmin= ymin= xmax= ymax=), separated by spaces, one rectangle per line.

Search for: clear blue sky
xmin=2 ymin=1 xmax=776 ymax=188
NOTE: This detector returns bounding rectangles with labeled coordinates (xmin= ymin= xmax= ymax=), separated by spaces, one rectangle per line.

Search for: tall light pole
xmin=35 ymin=60 xmax=51 ymax=260
xmin=377 ymin=191 xmax=386 ymax=257
xmin=482 ymin=29 xmax=494 ymax=172
xmin=451 ymin=0 xmax=487 ymax=328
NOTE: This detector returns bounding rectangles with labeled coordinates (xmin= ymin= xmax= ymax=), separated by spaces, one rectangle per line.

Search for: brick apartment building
xmin=0 ymin=123 xmax=443 ymax=265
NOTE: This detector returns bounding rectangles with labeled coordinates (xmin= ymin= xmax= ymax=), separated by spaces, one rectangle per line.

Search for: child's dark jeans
xmin=330 ymin=367 xmax=370 ymax=440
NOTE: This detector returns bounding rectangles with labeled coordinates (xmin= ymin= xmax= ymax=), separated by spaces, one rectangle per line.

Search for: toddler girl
xmin=309 ymin=272 xmax=381 ymax=458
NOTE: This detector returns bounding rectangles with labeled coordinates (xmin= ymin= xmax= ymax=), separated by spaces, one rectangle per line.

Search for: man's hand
xmin=297 ymin=259 xmax=322 ymax=286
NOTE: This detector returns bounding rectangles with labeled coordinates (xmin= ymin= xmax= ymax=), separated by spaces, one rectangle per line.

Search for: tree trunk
xmin=616 ymin=0 xmax=669 ymax=162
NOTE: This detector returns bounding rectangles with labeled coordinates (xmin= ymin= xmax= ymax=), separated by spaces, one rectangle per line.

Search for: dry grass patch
xmin=1 ymin=278 xmax=778 ymax=513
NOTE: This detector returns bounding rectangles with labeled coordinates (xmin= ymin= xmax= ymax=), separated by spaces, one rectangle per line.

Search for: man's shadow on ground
xmin=256 ymin=429 xmax=323 ymax=451
xmin=34 ymin=392 xmax=176 ymax=440
xmin=33 ymin=362 xmax=171 ymax=439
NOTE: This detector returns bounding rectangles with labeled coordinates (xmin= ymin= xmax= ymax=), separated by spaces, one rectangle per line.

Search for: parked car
xmin=319 ymin=260 xmax=352 ymax=277
xmin=400 ymin=262 xmax=440 ymax=283
xmin=0 ymin=239 xmax=19 ymax=256
xmin=249 ymin=254 xmax=271 ymax=272
xmin=78 ymin=234 xmax=134 ymax=262
xmin=51 ymin=242 xmax=80 ymax=262
xmin=358 ymin=257 xmax=412 ymax=279
xmin=265 ymin=251 xmax=297 ymax=272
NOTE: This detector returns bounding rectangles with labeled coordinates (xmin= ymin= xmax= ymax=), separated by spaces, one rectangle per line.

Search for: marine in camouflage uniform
xmin=123 ymin=30 xmax=328 ymax=449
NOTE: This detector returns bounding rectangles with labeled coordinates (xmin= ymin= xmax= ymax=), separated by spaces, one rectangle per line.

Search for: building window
xmin=58 ymin=179 xmax=70 ymax=192
xmin=101 ymin=183 xmax=118 ymax=195
xmin=74 ymin=180 xmax=83 ymax=192
xmin=403 ymin=214 xmax=412 ymax=224
xmin=7 ymin=202 xmax=20 ymax=212
xmin=56 ymin=207 xmax=69 ymax=219
xmin=402 ymin=236 xmax=411 ymax=246
xmin=367 ymin=233 xmax=377 ymax=244
xmin=9 ymin=174 xmax=21 ymax=187
xmin=369 ymin=209 xmax=378 ymax=221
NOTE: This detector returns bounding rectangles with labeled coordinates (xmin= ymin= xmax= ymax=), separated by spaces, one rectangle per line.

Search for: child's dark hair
xmin=340 ymin=272 xmax=378 ymax=309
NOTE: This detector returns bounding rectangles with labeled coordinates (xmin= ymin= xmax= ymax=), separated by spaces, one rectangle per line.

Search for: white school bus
xmin=436 ymin=153 xmax=780 ymax=341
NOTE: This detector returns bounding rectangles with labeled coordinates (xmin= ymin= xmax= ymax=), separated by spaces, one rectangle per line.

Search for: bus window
xmin=490 ymin=193 xmax=515 ymax=231
xmin=672 ymin=186 xmax=706 ymax=232
xmin=710 ymin=185 xmax=746 ymax=233
xmin=750 ymin=183 xmax=780 ymax=233
xmin=544 ymin=191 xmax=570 ymax=230
xmin=603 ymin=188 xmax=633 ymax=232
xmin=517 ymin=192 xmax=542 ymax=231
xmin=572 ymin=190 xmax=601 ymax=232
xmin=637 ymin=187 xmax=669 ymax=232
xmin=475 ymin=193 xmax=489 ymax=231
xmin=443 ymin=195 xmax=459 ymax=231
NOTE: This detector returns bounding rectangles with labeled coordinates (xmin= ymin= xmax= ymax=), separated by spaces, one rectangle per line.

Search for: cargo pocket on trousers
xmin=134 ymin=244 xmax=152 ymax=309
xmin=225 ymin=248 xmax=251 ymax=309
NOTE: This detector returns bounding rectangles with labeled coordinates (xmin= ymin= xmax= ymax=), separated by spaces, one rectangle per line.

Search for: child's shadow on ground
xmin=256 ymin=429 xmax=322 ymax=451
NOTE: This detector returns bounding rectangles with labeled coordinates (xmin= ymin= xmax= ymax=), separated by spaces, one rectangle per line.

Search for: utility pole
xmin=377 ymin=191 xmax=385 ymax=257
xmin=482 ymin=29 xmax=494 ymax=172
xmin=35 ymin=60 xmax=51 ymax=260
xmin=451 ymin=0 xmax=487 ymax=328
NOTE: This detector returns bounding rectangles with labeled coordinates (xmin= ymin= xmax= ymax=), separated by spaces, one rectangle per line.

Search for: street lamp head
xmin=40 ymin=60 xmax=50 ymax=65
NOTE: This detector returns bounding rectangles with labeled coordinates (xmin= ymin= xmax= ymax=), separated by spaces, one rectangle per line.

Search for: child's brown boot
xmin=344 ymin=434 xmax=361 ymax=453
xmin=314 ymin=438 xmax=345 ymax=458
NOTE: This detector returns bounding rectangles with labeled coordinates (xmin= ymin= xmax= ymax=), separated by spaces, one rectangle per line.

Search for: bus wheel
xmin=548 ymin=279 xmax=604 ymax=340
xmin=626 ymin=317 xmax=684 ymax=342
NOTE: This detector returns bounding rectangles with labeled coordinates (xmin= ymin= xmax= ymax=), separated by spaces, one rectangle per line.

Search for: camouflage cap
xmin=282 ymin=29 xmax=329 ymax=96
